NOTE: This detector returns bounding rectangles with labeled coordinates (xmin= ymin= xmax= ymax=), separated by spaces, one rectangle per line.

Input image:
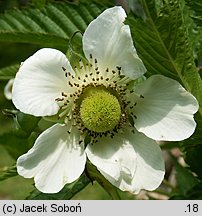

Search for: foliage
xmin=185 ymin=0 xmax=202 ymax=27
xmin=0 ymin=64 xmax=19 ymax=80
xmin=0 ymin=1 xmax=107 ymax=47
xmin=127 ymin=0 xmax=202 ymax=111
xmin=0 ymin=165 xmax=17 ymax=182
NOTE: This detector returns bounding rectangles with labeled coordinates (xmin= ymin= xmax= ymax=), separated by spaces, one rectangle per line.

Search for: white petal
xmin=127 ymin=131 xmax=165 ymax=193
xmin=83 ymin=6 xmax=146 ymax=79
xmin=4 ymin=78 xmax=14 ymax=100
xmin=86 ymin=128 xmax=164 ymax=194
xmin=12 ymin=48 xmax=74 ymax=116
xmin=86 ymin=133 xmax=137 ymax=182
xmin=17 ymin=123 xmax=86 ymax=193
xmin=132 ymin=75 xmax=199 ymax=141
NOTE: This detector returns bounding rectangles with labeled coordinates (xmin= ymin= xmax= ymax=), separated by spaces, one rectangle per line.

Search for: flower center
xmin=79 ymin=87 xmax=121 ymax=133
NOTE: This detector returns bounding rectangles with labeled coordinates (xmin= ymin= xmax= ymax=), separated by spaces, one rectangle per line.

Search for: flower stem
xmin=86 ymin=161 xmax=121 ymax=200
xmin=163 ymin=179 xmax=176 ymax=191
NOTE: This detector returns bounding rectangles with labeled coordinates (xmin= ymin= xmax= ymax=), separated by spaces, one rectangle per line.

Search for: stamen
xmin=62 ymin=92 xmax=67 ymax=97
xmin=55 ymin=98 xmax=64 ymax=102
xmin=58 ymin=54 xmax=138 ymax=142
xmin=116 ymin=66 xmax=121 ymax=71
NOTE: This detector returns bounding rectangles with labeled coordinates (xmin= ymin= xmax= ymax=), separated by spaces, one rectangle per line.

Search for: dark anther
xmin=65 ymin=72 xmax=68 ymax=77
xmin=62 ymin=92 xmax=67 ymax=97
xmin=110 ymin=133 xmax=115 ymax=138
xmin=90 ymin=54 xmax=92 ymax=59
xmin=95 ymin=58 xmax=98 ymax=63
xmin=62 ymin=67 xmax=66 ymax=71
xmin=101 ymin=76 xmax=103 ymax=80
xmin=96 ymin=71 xmax=100 ymax=74
xmin=85 ymin=74 xmax=88 ymax=78
xmin=96 ymin=78 xmax=99 ymax=81
xmin=112 ymin=70 xmax=116 ymax=74
xmin=79 ymin=59 xmax=82 ymax=62
xmin=79 ymin=140 xmax=83 ymax=144
xmin=92 ymin=78 xmax=95 ymax=81
xmin=106 ymin=68 xmax=109 ymax=72
xmin=106 ymin=78 xmax=109 ymax=81
xmin=140 ymin=95 xmax=144 ymax=99
xmin=67 ymin=131 xmax=71 ymax=134
xmin=116 ymin=66 xmax=121 ymax=71
xmin=68 ymin=81 xmax=73 ymax=87
xmin=78 ymin=76 xmax=81 ymax=80
xmin=133 ymin=115 xmax=137 ymax=119
xmin=130 ymin=90 xmax=134 ymax=93
xmin=83 ymin=79 xmax=86 ymax=82
xmin=90 ymin=73 xmax=93 ymax=76
xmin=55 ymin=98 xmax=64 ymax=102
xmin=134 ymin=102 xmax=137 ymax=106
xmin=95 ymin=67 xmax=98 ymax=71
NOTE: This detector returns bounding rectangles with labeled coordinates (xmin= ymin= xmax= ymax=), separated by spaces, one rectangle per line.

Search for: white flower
xmin=12 ymin=6 xmax=198 ymax=194
xmin=4 ymin=78 xmax=14 ymax=100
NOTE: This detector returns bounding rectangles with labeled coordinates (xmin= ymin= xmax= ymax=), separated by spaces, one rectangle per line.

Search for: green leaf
xmin=170 ymin=182 xmax=202 ymax=200
xmin=184 ymin=145 xmax=202 ymax=180
xmin=0 ymin=2 xmax=106 ymax=47
xmin=185 ymin=182 xmax=202 ymax=199
xmin=0 ymin=133 xmax=30 ymax=159
xmin=26 ymin=173 xmax=91 ymax=200
xmin=171 ymin=155 xmax=198 ymax=196
xmin=0 ymin=165 xmax=17 ymax=182
xmin=0 ymin=64 xmax=19 ymax=80
xmin=185 ymin=0 xmax=202 ymax=26
xmin=15 ymin=111 xmax=41 ymax=134
xmin=32 ymin=0 xmax=46 ymax=9
xmin=127 ymin=0 xmax=202 ymax=114
xmin=181 ymin=113 xmax=202 ymax=181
